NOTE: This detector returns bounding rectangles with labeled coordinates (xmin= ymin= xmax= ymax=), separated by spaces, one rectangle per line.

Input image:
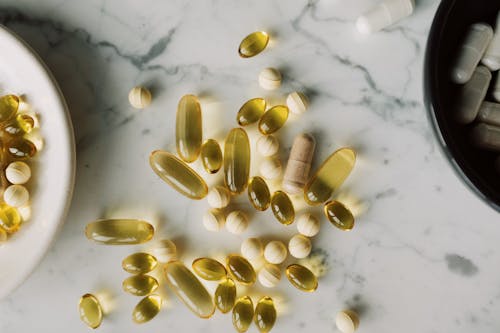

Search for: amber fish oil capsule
xmin=258 ymin=105 xmax=289 ymax=135
xmin=176 ymin=94 xmax=202 ymax=163
xmin=0 ymin=94 xmax=19 ymax=124
xmin=5 ymin=137 xmax=37 ymax=159
xmin=254 ymin=296 xmax=277 ymax=333
xmin=232 ymin=296 xmax=254 ymax=333
xmin=214 ymin=278 xmax=237 ymax=313
xmin=79 ymin=293 xmax=103 ymax=329
xmin=226 ymin=254 xmax=256 ymax=285
xmin=2 ymin=114 xmax=35 ymax=136
xmin=201 ymin=139 xmax=223 ymax=174
xmin=238 ymin=31 xmax=269 ymax=58
xmin=271 ymin=191 xmax=295 ymax=225
xmin=123 ymin=275 xmax=159 ymax=296
xmin=85 ymin=219 xmax=154 ymax=245
xmin=0 ymin=203 xmax=22 ymax=233
xmin=192 ymin=257 xmax=227 ymax=281
xmin=471 ymin=123 xmax=500 ymax=152
xmin=237 ymin=98 xmax=266 ymax=126
xmin=224 ymin=128 xmax=251 ymax=194
xmin=304 ymin=148 xmax=356 ymax=205
xmin=248 ymin=176 xmax=271 ymax=211
xmin=122 ymin=252 xmax=158 ymax=274
xmin=132 ymin=294 xmax=162 ymax=324
xmin=324 ymin=200 xmax=355 ymax=231
xmin=286 ymin=264 xmax=318 ymax=292
xmin=164 ymin=260 xmax=215 ymax=318
xmin=455 ymin=66 xmax=492 ymax=124
xmin=451 ymin=23 xmax=494 ymax=84
xmin=150 ymin=150 xmax=208 ymax=199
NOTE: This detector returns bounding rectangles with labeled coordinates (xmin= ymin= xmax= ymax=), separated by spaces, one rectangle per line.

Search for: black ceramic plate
xmin=424 ymin=0 xmax=500 ymax=211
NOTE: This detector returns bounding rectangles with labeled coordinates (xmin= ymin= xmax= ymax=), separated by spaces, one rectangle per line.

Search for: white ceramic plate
xmin=0 ymin=25 xmax=75 ymax=298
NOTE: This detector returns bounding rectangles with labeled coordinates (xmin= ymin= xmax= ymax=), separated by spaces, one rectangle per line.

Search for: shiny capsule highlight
xmin=224 ymin=128 xmax=250 ymax=194
xmin=232 ymin=296 xmax=254 ymax=333
xmin=200 ymin=139 xmax=223 ymax=174
xmin=150 ymin=150 xmax=208 ymax=199
xmin=79 ymin=293 xmax=103 ymax=329
xmin=0 ymin=95 xmax=19 ymax=124
xmin=258 ymin=105 xmax=289 ymax=135
xmin=254 ymin=296 xmax=277 ymax=333
xmin=176 ymin=94 xmax=202 ymax=162
xmin=226 ymin=254 xmax=256 ymax=285
xmin=238 ymin=31 xmax=269 ymax=58
xmin=123 ymin=275 xmax=159 ymax=296
xmin=164 ymin=260 xmax=215 ymax=318
xmin=0 ymin=203 xmax=21 ymax=234
xmin=5 ymin=138 xmax=37 ymax=159
xmin=237 ymin=98 xmax=266 ymax=126
xmin=286 ymin=264 xmax=318 ymax=292
xmin=215 ymin=278 xmax=237 ymax=313
xmin=304 ymin=148 xmax=356 ymax=205
xmin=248 ymin=176 xmax=271 ymax=211
xmin=2 ymin=114 xmax=35 ymax=136
xmin=132 ymin=295 xmax=162 ymax=324
xmin=122 ymin=252 xmax=158 ymax=274
xmin=271 ymin=191 xmax=295 ymax=225
xmin=192 ymin=257 xmax=227 ymax=281
xmin=85 ymin=219 xmax=154 ymax=245
xmin=324 ymin=200 xmax=355 ymax=230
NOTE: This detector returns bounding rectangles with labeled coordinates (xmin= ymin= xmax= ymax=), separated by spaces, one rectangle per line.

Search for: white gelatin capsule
xmin=471 ymin=123 xmax=500 ymax=152
xmin=451 ymin=23 xmax=494 ymax=84
xmin=336 ymin=310 xmax=360 ymax=333
xmin=259 ymin=68 xmax=282 ymax=90
xmin=493 ymin=75 xmax=500 ymax=103
xmin=258 ymin=263 xmax=281 ymax=288
xmin=288 ymin=234 xmax=312 ymax=259
xmin=481 ymin=13 xmax=500 ymax=71
xmin=4 ymin=185 xmax=29 ymax=207
xmin=226 ymin=211 xmax=248 ymax=235
xmin=207 ymin=186 xmax=231 ymax=209
xmin=241 ymin=238 xmax=263 ymax=260
xmin=356 ymin=0 xmax=415 ymax=34
xmin=203 ymin=209 xmax=225 ymax=232
xmin=455 ymin=66 xmax=491 ymax=124
xmin=286 ymin=92 xmax=309 ymax=115
xmin=477 ymin=101 xmax=500 ymax=126
xmin=5 ymin=161 xmax=31 ymax=184
xmin=296 ymin=213 xmax=320 ymax=237
xmin=264 ymin=241 xmax=287 ymax=264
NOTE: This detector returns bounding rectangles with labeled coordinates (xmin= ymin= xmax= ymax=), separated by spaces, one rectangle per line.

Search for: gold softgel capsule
xmin=226 ymin=254 xmax=256 ymax=285
xmin=324 ymin=200 xmax=355 ymax=231
xmin=232 ymin=296 xmax=254 ymax=333
xmin=224 ymin=128 xmax=250 ymax=194
xmin=271 ymin=191 xmax=295 ymax=225
xmin=0 ymin=94 xmax=19 ymax=124
xmin=0 ymin=203 xmax=22 ymax=234
xmin=254 ymin=296 xmax=277 ymax=333
xmin=176 ymin=94 xmax=202 ymax=162
xmin=214 ymin=277 xmax=236 ymax=313
xmin=85 ymin=219 xmax=154 ymax=245
xmin=200 ymin=139 xmax=223 ymax=174
xmin=78 ymin=293 xmax=103 ymax=329
xmin=237 ymin=98 xmax=266 ymax=126
xmin=258 ymin=105 xmax=289 ymax=135
xmin=238 ymin=31 xmax=269 ymax=58
xmin=123 ymin=274 xmax=159 ymax=296
xmin=247 ymin=176 xmax=271 ymax=211
xmin=122 ymin=252 xmax=158 ymax=274
xmin=192 ymin=257 xmax=228 ymax=281
xmin=132 ymin=294 xmax=162 ymax=324
xmin=286 ymin=264 xmax=318 ymax=292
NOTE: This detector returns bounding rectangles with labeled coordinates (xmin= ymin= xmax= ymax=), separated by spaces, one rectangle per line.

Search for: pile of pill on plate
xmin=451 ymin=11 xmax=500 ymax=170
xmin=0 ymin=94 xmax=41 ymax=242
xmin=79 ymin=30 xmax=364 ymax=333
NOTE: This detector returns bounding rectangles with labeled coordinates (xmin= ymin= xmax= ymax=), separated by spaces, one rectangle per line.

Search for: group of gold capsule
xmin=80 ymin=31 xmax=359 ymax=333
xmin=0 ymin=94 xmax=40 ymax=242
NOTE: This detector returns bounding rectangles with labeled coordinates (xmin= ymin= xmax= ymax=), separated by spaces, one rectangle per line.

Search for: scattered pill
xmin=85 ymin=219 xmax=154 ymax=245
xmin=471 ymin=123 xmax=500 ymax=152
xmin=455 ymin=66 xmax=492 ymax=124
xmin=201 ymin=139 xmax=223 ymax=174
xmin=79 ymin=293 xmax=103 ymax=329
xmin=237 ymin=98 xmax=266 ymax=126
xmin=248 ymin=176 xmax=271 ymax=211
xmin=356 ymin=0 xmax=415 ymax=34
xmin=477 ymin=101 xmax=500 ymax=126
xmin=176 ymin=94 xmax=203 ymax=163
xmin=256 ymin=135 xmax=279 ymax=157
xmin=304 ymin=148 xmax=356 ymax=205
xmin=259 ymin=68 xmax=282 ymax=90
xmin=207 ymin=185 xmax=231 ymax=208
xmin=192 ymin=257 xmax=227 ymax=281
xmin=0 ymin=203 xmax=21 ymax=233
xmin=3 ymin=114 xmax=35 ymax=137
xmin=0 ymin=94 xmax=19 ymax=124
xmin=132 ymin=294 xmax=162 ymax=324
xmin=271 ymin=191 xmax=295 ymax=225
xmin=258 ymin=105 xmax=289 ymax=135
xmin=224 ymin=128 xmax=251 ymax=194
xmin=296 ymin=213 xmax=320 ymax=237
xmin=128 ymin=86 xmax=152 ymax=109
xmin=164 ymin=260 xmax=215 ymax=318
xmin=151 ymin=239 xmax=177 ymax=263
xmin=286 ymin=91 xmax=309 ymax=115
xmin=123 ymin=275 xmax=159 ymax=296
xmin=283 ymin=133 xmax=316 ymax=194
xmin=232 ymin=296 xmax=254 ymax=333
xmin=3 ymin=184 xmax=29 ymax=207
xmin=260 ymin=158 xmax=282 ymax=180
xmin=285 ymin=264 xmax=318 ymax=292
xmin=264 ymin=240 xmax=288 ymax=264
xmin=5 ymin=137 xmax=37 ymax=159
xmin=324 ymin=200 xmax=355 ymax=231
xmin=215 ymin=278 xmax=237 ymax=313
xmin=203 ymin=208 xmax=226 ymax=232
xmin=238 ymin=31 xmax=269 ymax=58
xmin=254 ymin=296 xmax=277 ymax=333
xmin=226 ymin=211 xmax=249 ymax=235
xmin=150 ymin=150 xmax=208 ymax=199
xmin=289 ymin=234 xmax=312 ymax=259
xmin=336 ymin=310 xmax=360 ymax=333
xmin=5 ymin=161 xmax=31 ymax=184
xmin=258 ymin=263 xmax=281 ymax=288
xmin=241 ymin=237 xmax=264 ymax=260
xmin=122 ymin=252 xmax=158 ymax=274
xmin=482 ymin=13 xmax=500 ymax=71
xmin=226 ymin=254 xmax=256 ymax=285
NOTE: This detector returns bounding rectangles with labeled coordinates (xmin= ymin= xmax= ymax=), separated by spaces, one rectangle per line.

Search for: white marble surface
xmin=0 ymin=0 xmax=499 ymax=332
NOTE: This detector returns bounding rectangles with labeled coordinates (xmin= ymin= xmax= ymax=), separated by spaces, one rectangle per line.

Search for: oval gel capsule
xmin=0 ymin=203 xmax=22 ymax=233
xmin=232 ymin=296 xmax=254 ymax=333
xmin=176 ymin=94 xmax=202 ymax=163
xmin=200 ymin=139 xmax=223 ymax=174
xmin=258 ymin=105 xmax=289 ymax=135
xmin=226 ymin=254 xmax=256 ymax=285
xmin=150 ymin=150 xmax=208 ymax=199
xmin=324 ymin=200 xmax=355 ymax=231
xmin=85 ymin=219 xmax=154 ymax=245
xmin=455 ymin=66 xmax=492 ymax=124
xmin=79 ymin=293 xmax=103 ymax=329
xmin=122 ymin=252 xmax=158 ymax=274
xmin=237 ymin=98 xmax=266 ymax=126
xmin=248 ymin=176 xmax=271 ymax=211
xmin=254 ymin=296 xmax=277 ymax=333
xmin=304 ymin=148 xmax=356 ymax=205
xmin=215 ymin=278 xmax=237 ymax=313
xmin=132 ymin=295 xmax=162 ymax=324
xmin=286 ymin=264 xmax=318 ymax=292
xmin=224 ymin=128 xmax=250 ymax=194
xmin=0 ymin=95 xmax=19 ymax=124
xmin=192 ymin=257 xmax=227 ymax=281
xmin=164 ymin=260 xmax=215 ymax=318
xmin=238 ymin=31 xmax=269 ymax=58
xmin=123 ymin=275 xmax=159 ymax=296
xmin=271 ymin=191 xmax=295 ymax=225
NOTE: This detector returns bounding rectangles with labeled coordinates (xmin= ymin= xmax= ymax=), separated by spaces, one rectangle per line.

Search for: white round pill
xmin=203 ymin=209 xmax=225 ymax=232
xmin=259 ymin=158 xmax=282 ymax=180
xmin=226 ymin=211 xmax=248 ymax=235
xmin=256 ymin=135 xmax=279 ymax=157
xmin=259 ymin=68 xmax=282 ymax=90
xmin=18 ymin=205 xmax=32 ymax=221
xmin=151 ymin=239 xmax=177 ymax=263
xmin=288 ymin=234 xmax=312 ymax=259
xmin=297 ymin=213 xmax=320 ymax=237
xmin=4 ymin=184 xmax=29 ymax=207
xmin=258 ymin=263 xmax=281 ymax=288
xmin=5 ymin=161 xmax=31 ymax=184
xmin=286 ymin=91 xmax=309 ymax=115
xmin=336 ymin=310 xmax=360 ymax=333
xmin=207 ymin=186 xmax=231 ymax=208
xmin=128 ymin=86 xmax=152 ymax=109
xmin=241 ymin=237 xmax=263 ymax=260
xmin=264 ymin=240 xmax=287 ymax=264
